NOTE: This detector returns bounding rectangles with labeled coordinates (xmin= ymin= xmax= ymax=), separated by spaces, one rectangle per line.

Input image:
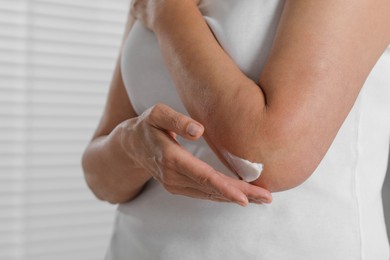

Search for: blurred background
xmin=0 ymin=0 xmax=389 ymax=260
xmin=0 ymin=0 xmax=129 ymax=259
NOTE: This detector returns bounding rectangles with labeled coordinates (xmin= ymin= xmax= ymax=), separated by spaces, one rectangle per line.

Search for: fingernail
xmin=237 ymin=195 xmax=248 ymax=207
xmin=238 ymin=201 xmax=248 ymax=207
xmin=262 ymin=194 xmax=272 ymax=204
xmin=260 ymin=198 xmax=270 ymax=204
xmin=187 ymin=123 xmax=202 ymax=136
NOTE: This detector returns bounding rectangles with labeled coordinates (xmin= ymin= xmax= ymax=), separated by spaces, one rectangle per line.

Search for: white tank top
xmin=106 ymin=1 xmax=390 ymax=259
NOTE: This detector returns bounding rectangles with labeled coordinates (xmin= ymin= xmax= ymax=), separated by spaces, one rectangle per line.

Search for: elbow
xmin=81 ymin=147 xmax=94 ymax=195
xmin=100 ymin=189 xmax=143 ymax=205
xmin=236 ymin=115 xmax=322 ymax=193
xmin=81 ymin=148 xmax=108 ymax=202
xmin=81 ymin=147 xmax=122 ymax=204
xmin=82 ymin=168 xmax=129 ymax=205
xmin=255 ymin=135 xmax=323 ymax=193
xmin=81 ymin=145 xmax=144 ymax=205
xmin=251 ymin=163 xmax=316 ymax=193
xmin=246 ymin=142 xmax=317 ymax=192
xmin=103 ymin=194 xmax=130 ymax=205
xmin=221 ymin=147 xmax=318 ymax=193
xmin=251 ymin=142 xmax=320 ymax=192
xmin=81 ymin=148 xmax=91 ymax=187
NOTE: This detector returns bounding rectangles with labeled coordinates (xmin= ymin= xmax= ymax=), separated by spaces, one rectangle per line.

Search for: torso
xmin=106 ymin=1 xmax=390 ymax=259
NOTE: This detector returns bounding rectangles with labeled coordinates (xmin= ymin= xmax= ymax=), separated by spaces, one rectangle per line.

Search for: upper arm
xmin=91 ymin=15 xmax=137 ymax=139
xmin=252 ymin=0 xmax=390 ymax=190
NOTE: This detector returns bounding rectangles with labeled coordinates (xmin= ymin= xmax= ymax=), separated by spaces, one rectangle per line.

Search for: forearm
xmin=82 ymin=121 xmax=151 ymax=204
xmin=154 ymin=1 xmax=267 ymax=164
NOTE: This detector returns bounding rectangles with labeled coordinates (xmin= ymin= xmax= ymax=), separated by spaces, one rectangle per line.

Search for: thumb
xmin=185 ymin=122 xmax=204 ymax=139
xmin=146 ymin=103 xmax=204 ymax=140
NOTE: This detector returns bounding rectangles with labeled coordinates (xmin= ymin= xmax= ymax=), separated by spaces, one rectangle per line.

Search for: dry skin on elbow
xmin=222 ymin=151 xmax=263 ymax=182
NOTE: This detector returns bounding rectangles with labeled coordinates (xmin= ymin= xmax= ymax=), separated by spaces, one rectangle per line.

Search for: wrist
xmin=118 ymin=119 xmax=142 ymax=168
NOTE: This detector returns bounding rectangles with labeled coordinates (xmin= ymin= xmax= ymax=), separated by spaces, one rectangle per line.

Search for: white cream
xmin=222 ymin=151 xmax=263 ymax=182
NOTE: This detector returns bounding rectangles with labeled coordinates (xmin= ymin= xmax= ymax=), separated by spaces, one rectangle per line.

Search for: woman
xmin=82 ymin=0 xmax=390 ymax=259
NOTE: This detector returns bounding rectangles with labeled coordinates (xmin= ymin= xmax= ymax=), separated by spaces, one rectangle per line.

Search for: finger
xmin=168 ymin=172 xmax=221 ymax=195
xmin=172 ymin=172 xmax=267 ymax=204
xmin=148 ymin=116 xmax=269 ymax=204
xmin=142 ymin=138 xmax=215 ymax=193
xmin=152 ymin=159 xmax=233 ymax=203
xmin=153 ymin=127 xmax=271 ymax=204
xmin=158 ymin=136 xmax=272 ymax=204
xmin=146 ymin=103 xmax=204 ymax=140
xmin=147 ymin=144 xmax=226 ymax=197
xmin=228 ymin=177 xmax=272 ymax=204
xmin=174 ymin=149 xmax=249 ymax=206
xmin=164 ymin=173 xmax=266 ymax=205
xmin=172 ymin=186 xmax=234 ymax=204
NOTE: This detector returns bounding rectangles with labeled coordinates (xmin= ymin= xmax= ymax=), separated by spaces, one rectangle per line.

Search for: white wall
xmin=0 ymin=0 xmax=129 ymax=259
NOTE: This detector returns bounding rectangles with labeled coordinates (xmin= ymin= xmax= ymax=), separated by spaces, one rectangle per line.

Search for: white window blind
xmin=0 ymin=0 xmax=130 ymax=259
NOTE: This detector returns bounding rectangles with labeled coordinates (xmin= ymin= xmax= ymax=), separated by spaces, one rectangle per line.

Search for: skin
xmin=82 ymin=0 xmax=390 ymax=204
xmin=132 ymin=0 xmax=390 ymax=191
xmin=82 ymin=5 xmax=271 ymax=205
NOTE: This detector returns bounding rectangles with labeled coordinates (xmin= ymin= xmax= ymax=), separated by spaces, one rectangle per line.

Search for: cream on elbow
xmin=222 ymin=151 xmax=263 ymax=182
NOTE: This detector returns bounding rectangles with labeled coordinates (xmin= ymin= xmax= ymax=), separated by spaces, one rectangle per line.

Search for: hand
xmin=130 ymin=0 xmax=201 ymax=31
xmin=120 ymin=103 xmax=272 ymax=206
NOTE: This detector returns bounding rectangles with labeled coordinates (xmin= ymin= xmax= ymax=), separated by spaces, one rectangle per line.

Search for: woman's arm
xmin=135 ymin=0 xmax=390 ymax=191
xmin=82 ymin=15 xmax=152 ymax=203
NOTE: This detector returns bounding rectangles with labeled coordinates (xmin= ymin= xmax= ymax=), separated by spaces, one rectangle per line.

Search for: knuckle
xmin=206 ymin=193 xmax=214 ymax=200
xmin=154 ymin=103 xmax=166 ymax=111
xmin=160 ymin=148 xmax=178 ymax=169
xmin=169 ymin=115 xmax=187 ymax=132
xmin=238 ymin=181 xmax=250 ymax=194
xmin=220 ymin=180 xmax=231 ymax=191
xmin=197 ymin=174 xmax=211 ymax=186
xmin=148 ymin=103 xmax=166 ymax=122
xmin=198 ymin=167 xmax=219 ymax=186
